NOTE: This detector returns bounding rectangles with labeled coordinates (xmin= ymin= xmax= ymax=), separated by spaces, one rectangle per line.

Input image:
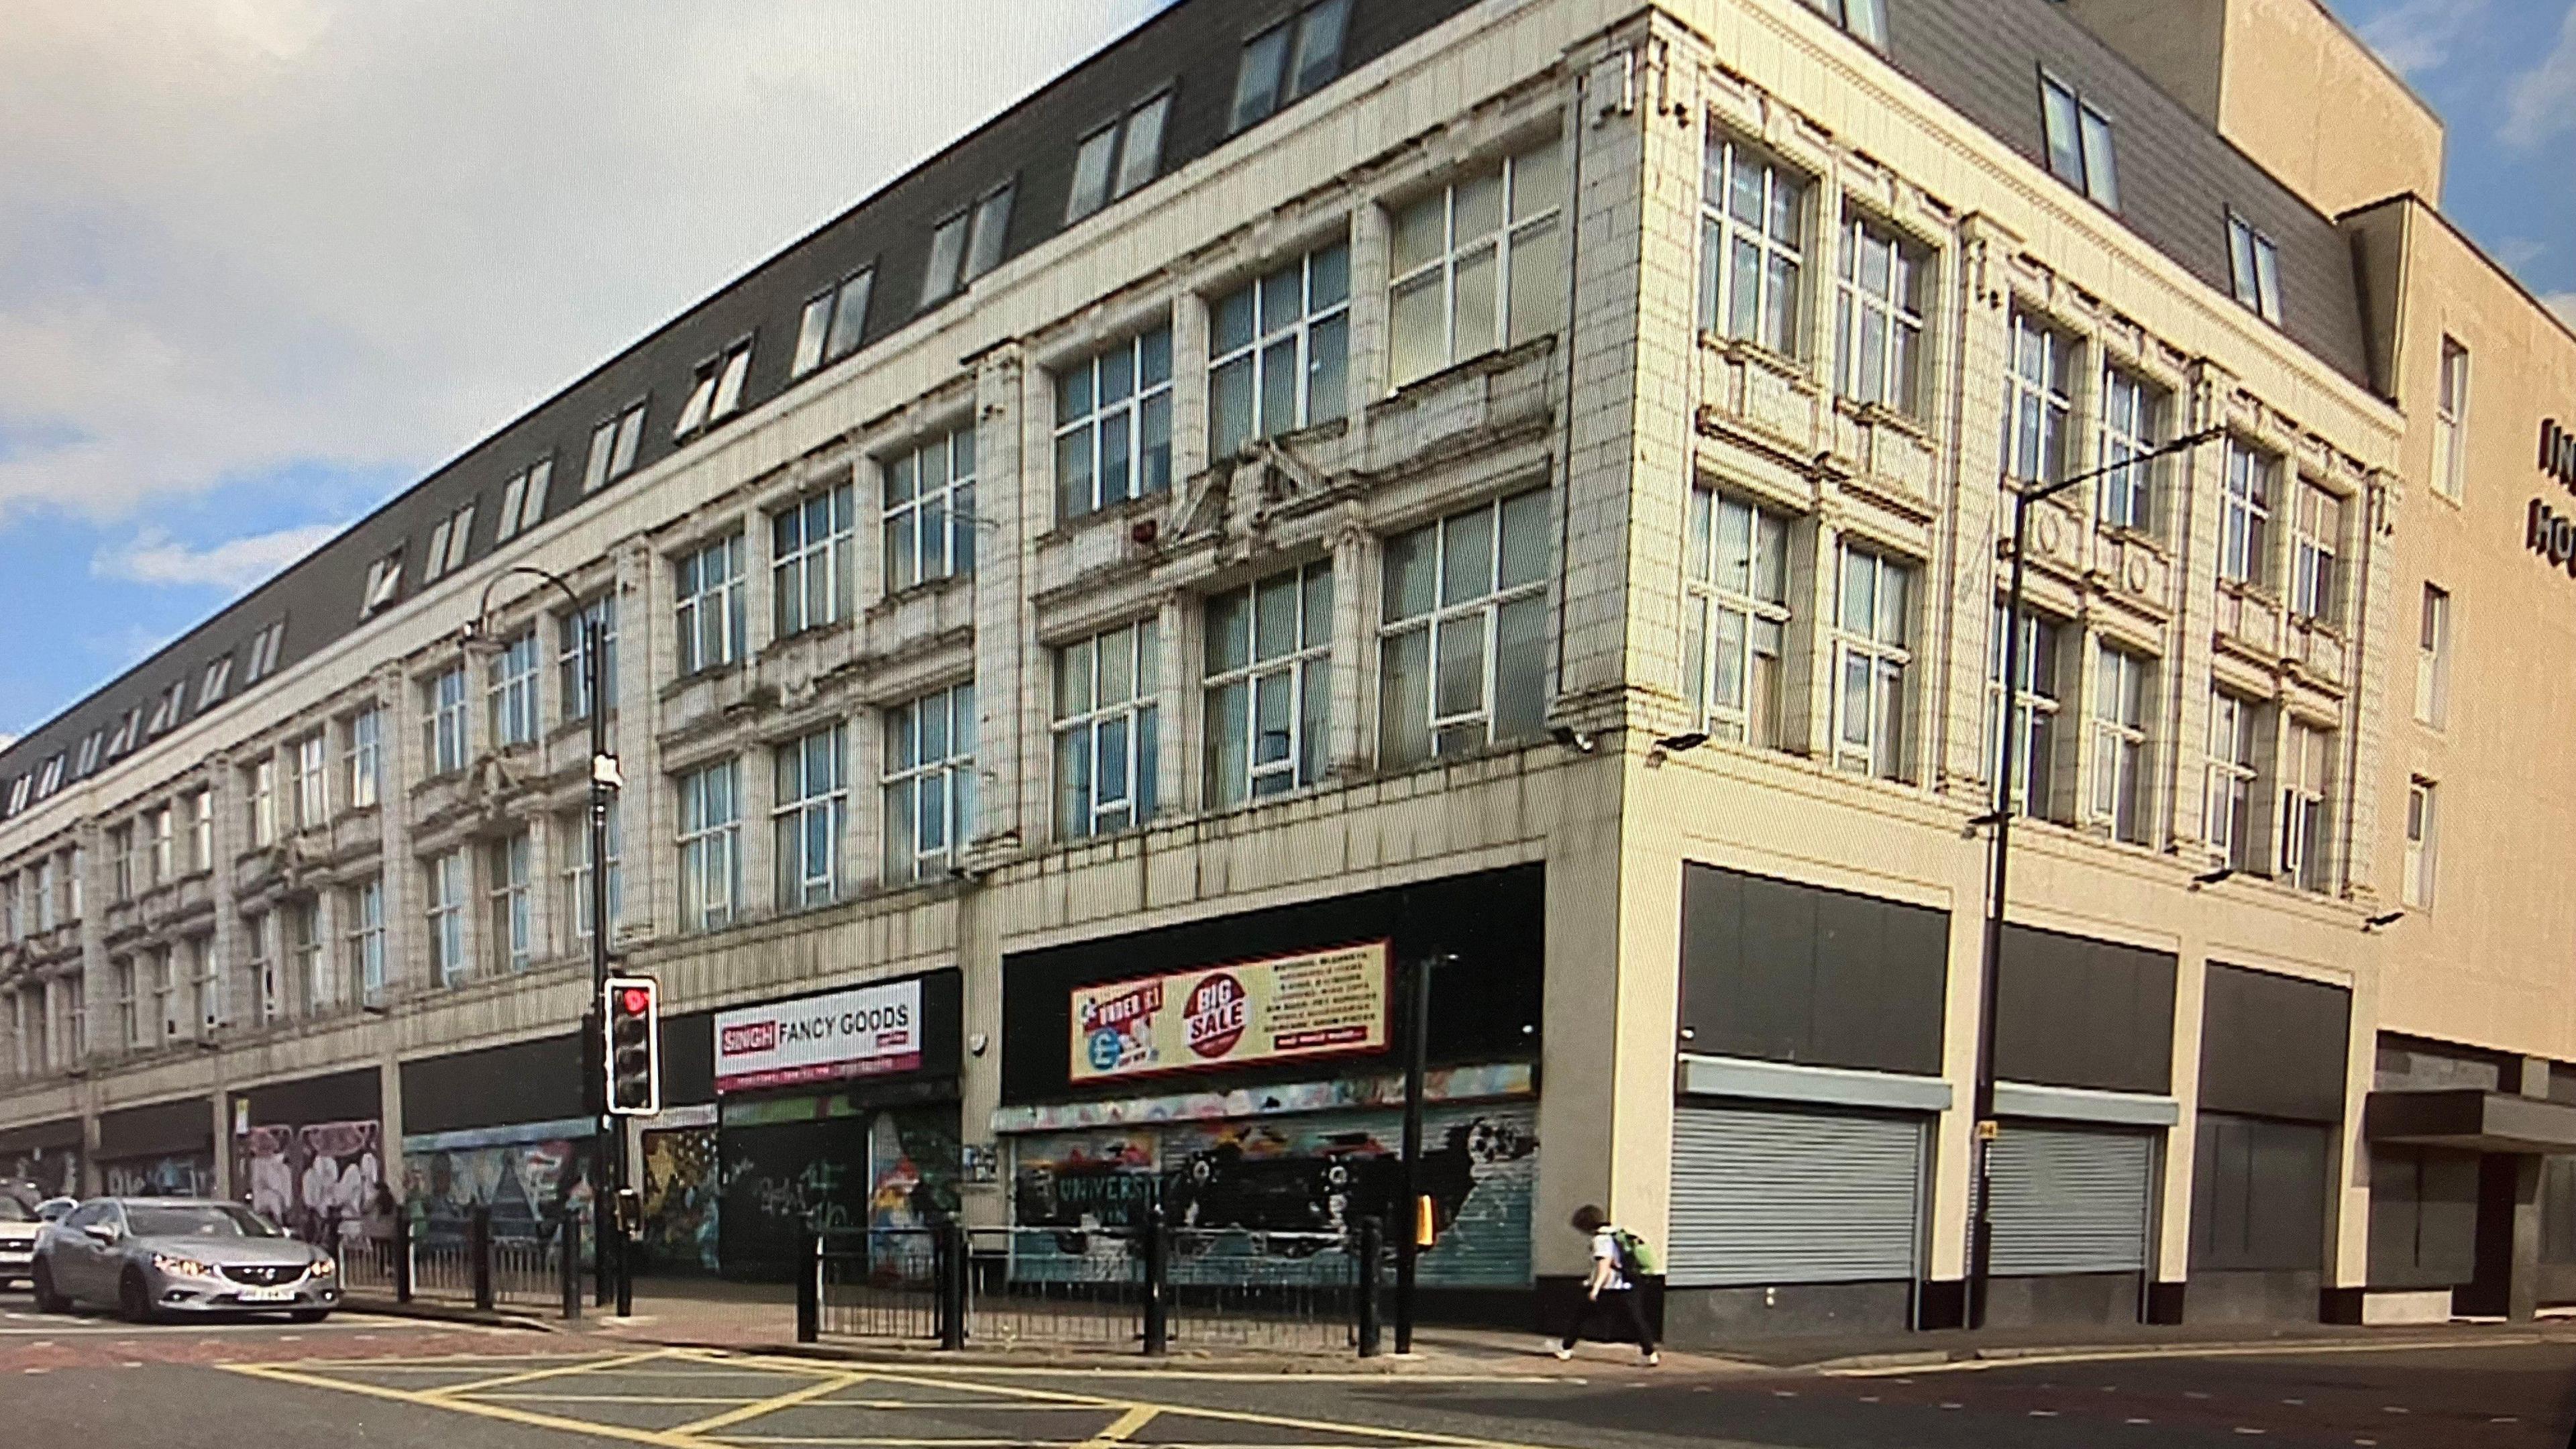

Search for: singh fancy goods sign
xmin=1069 ymin=941 xmax=1393 ymax=1084
xmin=715 ymin=978 xmax=922 ymax=1093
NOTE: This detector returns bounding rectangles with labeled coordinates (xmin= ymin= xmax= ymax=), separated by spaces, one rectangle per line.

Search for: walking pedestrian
xmin=361 ymin=1183 xmax=400 ymax=1277
xmin=1552 ymin=1203 xmax=1659 ymax=1365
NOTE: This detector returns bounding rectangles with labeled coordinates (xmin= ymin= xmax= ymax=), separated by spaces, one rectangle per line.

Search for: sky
xmin=0 ymin=0 xmax=2567 ymax=749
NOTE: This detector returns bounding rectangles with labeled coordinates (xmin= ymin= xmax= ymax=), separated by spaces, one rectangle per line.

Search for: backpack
xmin=1611 ymin=1227 xmax=1659 ymax=1279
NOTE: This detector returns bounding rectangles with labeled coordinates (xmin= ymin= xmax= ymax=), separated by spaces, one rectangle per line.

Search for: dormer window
xmin=35 ymin=755 xmax=64 ymax=798
xmin=201 ymin=655 xmax=233 ymax=706
xmin=791 ymin=268 xmax=874 ymax=378
xmin=76 ymin=731 xmax=103 ymax=777
xmin=1067 ymin=90 xmax=1174 ymax=222
xmin=2040 ymin=72 xmax=2119 ymax=210
xmin=1231 ymin=0 xmax=1350 ymax=131
xmin=674 ymin=339 xmax=754 ymax=441
xmin=146 ymin=679 xmax=186 ymax=737
xmin=494 ymin=458 xmax=553 ymax=543
xmin=582 ymin=400 xmax=649 ymax=493
xmin=921 ymin=182 xmax=1015 ymax=307
xmin=244 ymin=621 xmax=286 ymax=683
xmin=361 ymin=549 xmax=405 ymax=619
xmin=2226 ymin=212 xmax=2284 ymax=324
xmin=423 ymin=502 xmax=476 ymax=584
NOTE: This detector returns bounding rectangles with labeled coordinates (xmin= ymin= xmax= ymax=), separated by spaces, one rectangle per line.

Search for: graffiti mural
xmin=640 ymin=1126 xmax=718 ymax=1274
xmin=238 ymin=1120 xmax=382 ymax=1252
xmin=1 ymin=1144 xmax=80 ymax=1199
xmin=103 ymin=1153 xmax=215 ymax=1199
xmin=718 ymin=1101 xmax=961 ymax=1279
xmin=401 ymin=1120 xmax=593 ymax=1254
xmin=1008 ymin=1100 xmax=1538 ymax=1287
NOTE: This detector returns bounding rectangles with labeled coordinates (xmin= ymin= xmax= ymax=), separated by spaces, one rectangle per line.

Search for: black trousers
xmin=1560 ymin=1286 xmax=1656 ymax=1354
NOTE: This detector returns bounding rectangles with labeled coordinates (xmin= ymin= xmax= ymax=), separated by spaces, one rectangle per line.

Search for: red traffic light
xmin=619 ymin=987 xmax=650 ymax=1015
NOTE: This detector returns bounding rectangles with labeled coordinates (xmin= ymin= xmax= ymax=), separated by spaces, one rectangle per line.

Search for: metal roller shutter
xmin=1668 ymin=1104 xmax=1925 ymax=1287
xmin=1988 ymin=1124 xmax=2153 ymax=1275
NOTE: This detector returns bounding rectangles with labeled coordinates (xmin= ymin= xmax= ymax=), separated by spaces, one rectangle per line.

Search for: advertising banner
xmin=716 ymin=978 xmax=924 ymax=1093
xmin=1070 ymin=941 xmax=1391 ymax=1084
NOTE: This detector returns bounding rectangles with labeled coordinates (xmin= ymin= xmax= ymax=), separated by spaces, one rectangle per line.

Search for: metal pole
xmin=797 ymin=1232 xmax=820 ymax=1344
xmin=1966 ymin=488 xmax=2031 ymax=1333
xmin=1394 ymin=953 xmax=1440 ymax=1354
xmin=470 ymin=1203 xmax=494 ymax=1312
xmin=561 ymin=1207 xmax=582 ymax=1322
xmin=1356 ymin=1215 xmax=1384 ymax=1358
xmin=583 ymin=613 xmax=625 ymax=1316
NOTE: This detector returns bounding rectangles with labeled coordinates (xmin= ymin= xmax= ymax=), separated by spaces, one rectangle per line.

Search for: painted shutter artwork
xmin=1667 ymin=1103 xmax=1925 ymax=1286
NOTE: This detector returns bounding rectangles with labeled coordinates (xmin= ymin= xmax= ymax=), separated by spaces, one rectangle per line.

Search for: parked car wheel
xmin=29 ymin=1261 xmax=68 ymax=1314
xmin=117 ymin=1268 xmax=157 ymax=1324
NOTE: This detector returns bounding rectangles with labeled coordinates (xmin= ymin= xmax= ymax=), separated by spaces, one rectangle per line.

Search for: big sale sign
xmin=1068 ymin=941 xmax=1391 ymax=1083
xmin=714 ymin=977 xmax=922 ymax=1092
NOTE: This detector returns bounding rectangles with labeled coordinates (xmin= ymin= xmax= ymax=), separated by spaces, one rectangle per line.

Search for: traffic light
xmin=604 ymin=974 xmax=661 ymax=1116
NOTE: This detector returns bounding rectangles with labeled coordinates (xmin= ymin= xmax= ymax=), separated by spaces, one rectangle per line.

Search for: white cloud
xmin=2504 ymin=3 xmax=2576 ymax=147
xmin=2360 ymin=0 xmax=2487 ymax=74
xmin=2548 ymin=293 xmax=2576 ymax=329
xmin=0 ymin=1 xmax=1165 ymax=525
xmin=0 ymin=734 xmax=15 ymax=751
xmin=93 ymin=522 xmax=348 ymax=592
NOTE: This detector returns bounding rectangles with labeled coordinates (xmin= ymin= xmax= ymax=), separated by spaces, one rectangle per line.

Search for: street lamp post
xmin=1965 ymin=426 xmax=2224 ymax=1331
xmin=464 ymin=565 xmax=624 ymax=1313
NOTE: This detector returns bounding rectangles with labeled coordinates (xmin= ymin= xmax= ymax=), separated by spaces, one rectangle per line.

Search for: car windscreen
xmin=0 ymin=1197 xmax=30 ymax=1223
xmin=125 ymin=1205 xmax=284 ymax=1240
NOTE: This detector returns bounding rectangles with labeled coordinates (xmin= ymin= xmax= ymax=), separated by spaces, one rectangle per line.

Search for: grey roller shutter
xmin=1988 ymin=1124 xmax=2153 ymax=1275
xmin=1668 ymin=1104 xmax=1925 ymax=1287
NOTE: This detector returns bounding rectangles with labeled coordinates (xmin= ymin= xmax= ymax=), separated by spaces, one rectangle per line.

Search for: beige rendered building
xmin=0 ymin=0 xmax=2569 ymax=1344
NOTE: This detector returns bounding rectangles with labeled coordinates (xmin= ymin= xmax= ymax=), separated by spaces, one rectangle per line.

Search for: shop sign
xmin=1069 ymin=941 xmax=1391 ymax=1084
xmin=716 ymin=977 xmax=923 ymax=1093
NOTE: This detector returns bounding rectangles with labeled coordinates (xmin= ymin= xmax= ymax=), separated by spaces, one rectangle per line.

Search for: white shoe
xmin=1642 ymin=1350 xmax=1662 ymax=1367
xmin=1550 ymin=1344 xmax=1574 ymax=1360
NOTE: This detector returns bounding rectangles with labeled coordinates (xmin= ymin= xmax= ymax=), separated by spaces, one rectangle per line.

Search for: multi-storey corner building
xmin=2 ymin=0 xmax=2571 ymax=1342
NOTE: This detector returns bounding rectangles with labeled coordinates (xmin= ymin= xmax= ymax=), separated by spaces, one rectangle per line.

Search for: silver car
xmin=32 ymin=1197 xmax=339 ymax=1322
xmin=0 ymin=1193 xmax=38 ymax=1289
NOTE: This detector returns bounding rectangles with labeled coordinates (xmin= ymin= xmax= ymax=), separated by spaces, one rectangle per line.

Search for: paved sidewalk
xmin=341 ymin=1276 xmax=2576 ymax=1384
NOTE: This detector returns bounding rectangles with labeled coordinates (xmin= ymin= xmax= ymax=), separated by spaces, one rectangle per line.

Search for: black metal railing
xmin=338 ymin=1205 xmax=586 ymax=1319
xmin=802 ymin=1213 xmax=1387 ymax=1357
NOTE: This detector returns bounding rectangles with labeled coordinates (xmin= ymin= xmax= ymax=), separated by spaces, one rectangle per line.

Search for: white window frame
xmin=2097 ymin=366 xmax=2167 ymax=534
xmin=423 ymin=501 xmax=475 ymax=584
xmin=792 ymin=268 xmax=875 ymax=379
xmin=1699 ymin=137 xmax=1808 ymax=354
xmin=773 ymin=724 xmax=847 ymax=911
xmin=883 ymin=682 xmax=977 ymax=883
xmin=2002 ymin=309 xmax=2074 ymax=486
xmin=487 ymin=629 xmax=542 ymax=749
xmin=1053 ymin=620 xmax=1161 ymax=841
xmin=425 ymin=664 xmax=470 ymax=775
xmin=1831 ymin=541 xmax=1914 ymax=780
xmin=1985 ymin=607 xmax=2066 ymax=820
xmin=202 ymin=655 xmax=233 ymax=706
xmin=564 ymin=799 xmax=625 ymax=947
xmin=559 ymin=595 xmax=619 ymax=722
xmin=582 ymin=400 xmax=648 ymax=494
xmin=245 ymin=621 xmax=285 ymax=682
xmin=1053 ymin=327 xmax=1175 ymax=521
xmin=882 ymin=429 xmax=975 ymax=594
xmin=1834 ymin=212 xmax=1927 ymax=414
xmin=2432 ymin=338 xmax=2468 ymax=500
xmin=674 ymin=533 xmax=747 ymax=676
xmin=2204 ymin=690 xmax=2262 ymax=871
xmin=2220 ymin=442 xmax=2276 ymax=588
xmin=246 ymin=910 xmax=276 ymax=1027
xmin=1797 ymin=0 xmax=1887 ymax=45
xmin=2414 ymin=584 xmax=2451 ymax=728
xmin=1209 ymin=241 xmax=1352 ymax=457
xmin=673 ymin=338 xmax=754 ymax=441
xmin=427 ymin=849 xmax=469 ymax=985
xmin=249 ymin=756 xmax=278 ymax=849
xmin=772 ymin=482 xmax=858 ymax=637
xmin=289 ymin=903 xmax=323 ymax=1016
xmin=1377 ymin=492 xmax=1552 ymax=767
xmin=2279 ymin=717 xmax=2332 ymax=892
xmin=2090 ymin=642 xmax=2153 ymax=845
xmin=346 ymin=706 xmax=382 ymax=810
xmin=109 ymin=824 xmax=133 ymax=902
xmin=1682 ymin=488 xmax=1792 ymax=749
xmin=114 ymin=957 xmax=138 ymax=1049
xmin=488 ymin=831 xmax=532 ymax=974
xmin=678 ymin=759 xmax=742 ymax=932
xmin=348 ymin=877 xmax=386 ymax=1006
xmin=1387 ymin=141 xmax=1564 ymax=390
xmin=2403 ymin=777 xmax=2437 ymax=910
xmin=1205 ymin=562 xmax=1334 ymax=808
xmin=2290 ymin=480 xmax=2342 ymax=625
xmin=148 ymin=806 xmax=173 ymax=883
xmin=191 ymin=935 xmax=222 ymax=1036
xmin=1068 ymin=89 xmax=1174 ymax=221
xmin=362 ymin=550 xmax=405 ymax=619
xmin=292 ymin=732 xmax=328 ymax=829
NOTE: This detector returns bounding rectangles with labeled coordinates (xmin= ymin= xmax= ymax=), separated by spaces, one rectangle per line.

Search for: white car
xmin=0 ymin=1194 xmax=38 ymax=1289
